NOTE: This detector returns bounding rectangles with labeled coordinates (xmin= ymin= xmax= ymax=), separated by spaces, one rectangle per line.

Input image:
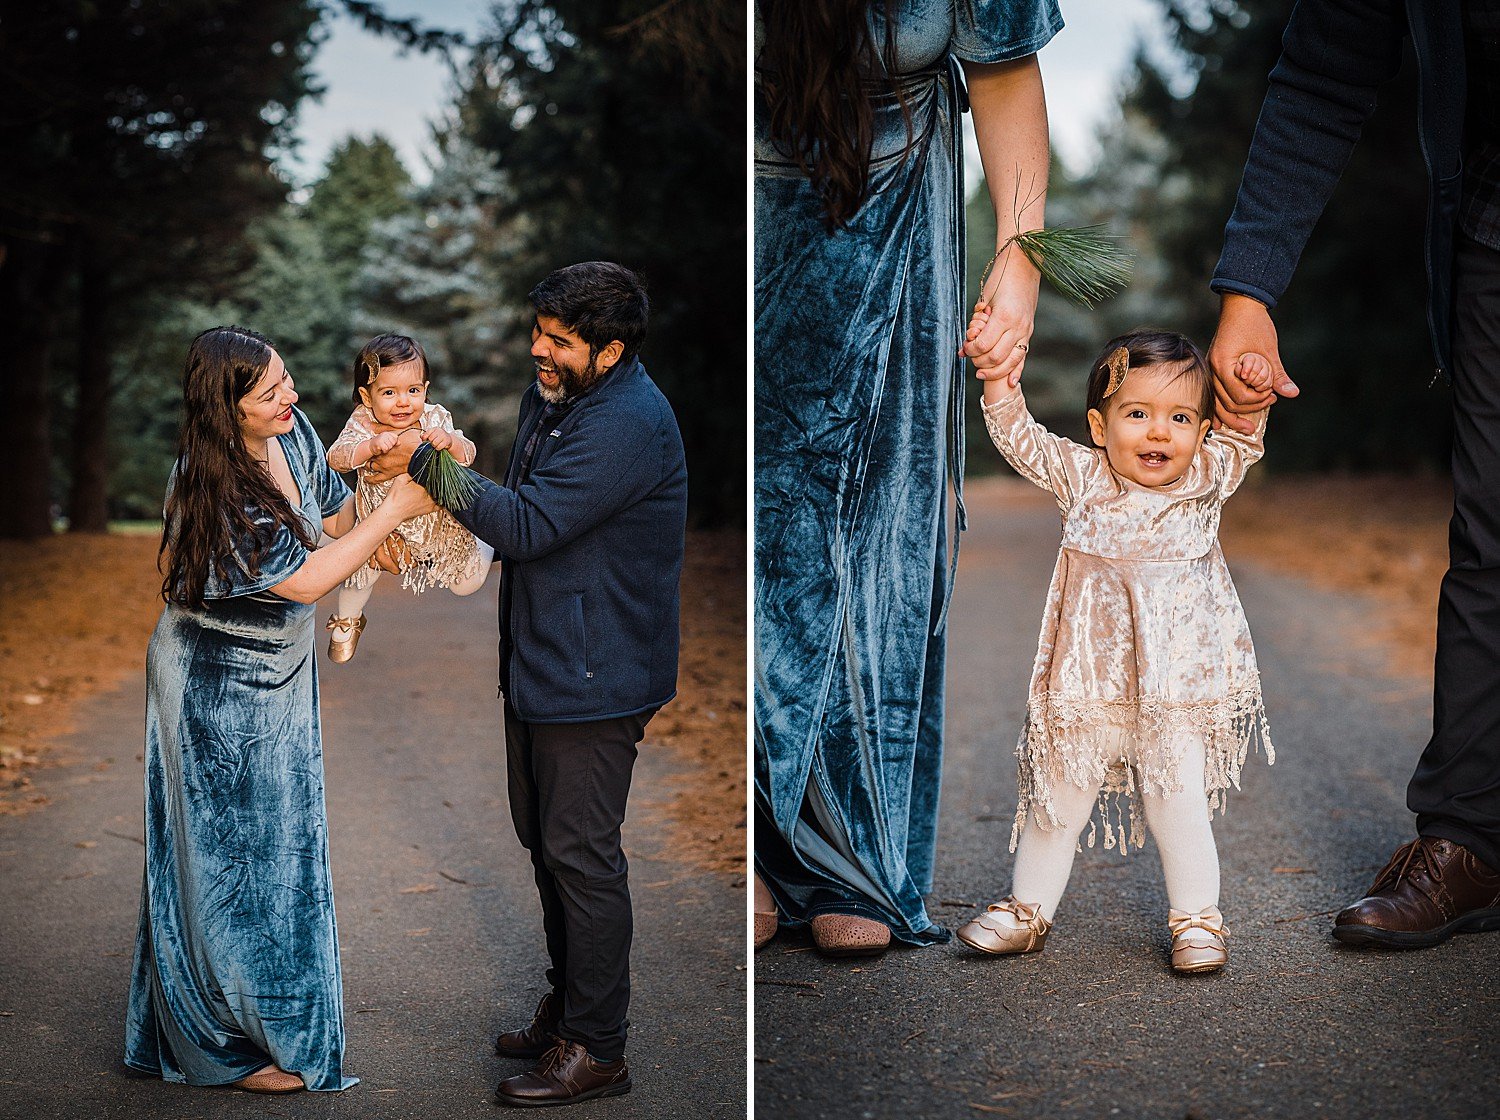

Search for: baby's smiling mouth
xmin=1139 ymin=451 xmax=1170 ymax=466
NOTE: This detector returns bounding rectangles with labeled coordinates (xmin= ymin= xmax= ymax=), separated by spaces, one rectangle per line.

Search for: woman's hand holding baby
xmin=966 ymin=303 xmax=1030 ymax=404
xmin=962 ymin=246 xmax=1038 ymax=389
xmin=385 ymin=474 xmax=438 ymax=520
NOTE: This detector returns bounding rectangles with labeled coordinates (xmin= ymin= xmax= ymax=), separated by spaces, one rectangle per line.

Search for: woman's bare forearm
xmin=273 ymin=499 xmax=409 ymax=604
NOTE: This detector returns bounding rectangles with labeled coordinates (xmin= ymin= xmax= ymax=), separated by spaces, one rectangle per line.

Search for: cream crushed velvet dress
xmin=326 ymin=401 xmax=483 ymax=594
xmin=981 ymin=386 xmax=1273 ymax=853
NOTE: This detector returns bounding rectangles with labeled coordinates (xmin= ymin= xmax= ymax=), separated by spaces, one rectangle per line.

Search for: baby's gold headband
xmin=1100 ymin=347 xmax=1130 ymax=398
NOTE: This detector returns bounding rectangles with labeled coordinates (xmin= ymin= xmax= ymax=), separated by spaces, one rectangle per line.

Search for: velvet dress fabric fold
xmin=753 ymin=0 xmax=1063 ymax=946
xmin=125 ymin=408 xmax=357 ymax=1091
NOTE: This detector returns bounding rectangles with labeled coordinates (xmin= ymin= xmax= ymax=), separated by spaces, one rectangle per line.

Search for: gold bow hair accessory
xmin=1101 ymin=346 xmax=1130 ymax=398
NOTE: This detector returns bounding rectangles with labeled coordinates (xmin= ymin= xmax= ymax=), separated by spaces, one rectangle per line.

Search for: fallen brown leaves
xmin=1219 ymin=473 xmax=1450 ymax=680
xmin=0 ymin=531 xmax=164 ymax=814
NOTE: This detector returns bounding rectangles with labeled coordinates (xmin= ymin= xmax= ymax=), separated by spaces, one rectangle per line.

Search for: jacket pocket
xmin=569 ymin=592 xmax=593 ymax=680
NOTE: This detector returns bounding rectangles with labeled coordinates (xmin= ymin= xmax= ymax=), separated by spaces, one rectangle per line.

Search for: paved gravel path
xmin=0 ymin=573 xmax=746 ymax=1119
xmin=755 ymin=479 xmax=1499 ymax=1120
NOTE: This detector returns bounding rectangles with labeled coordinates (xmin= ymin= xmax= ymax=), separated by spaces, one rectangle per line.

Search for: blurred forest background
xmin=0 ymin=0 xmax=744 ymax=538
xmin=966 ymin=0 xmax=1448 ymax=472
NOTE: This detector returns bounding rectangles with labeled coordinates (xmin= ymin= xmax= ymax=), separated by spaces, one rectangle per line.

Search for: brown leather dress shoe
xmin=495 ymin=1039 xmax=630 ymax=1108
xmin=1333 ymin=836 xmax=1500 ymax=949
xmin=495 ymin=992 xmax=561 ymax=1060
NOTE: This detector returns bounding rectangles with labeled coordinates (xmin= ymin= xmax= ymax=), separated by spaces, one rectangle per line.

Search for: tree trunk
xmin=0 ymin=236 xmax=69 ymax=540
xmin=68 ymin=241 xmax=112 ymax=533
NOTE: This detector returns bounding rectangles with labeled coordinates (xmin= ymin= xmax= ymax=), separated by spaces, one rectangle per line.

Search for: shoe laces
xmin=1370 ymin=837 xmax=1447 ymax=903
xmin=536 ymin=1038 xmax=579 ymax=1076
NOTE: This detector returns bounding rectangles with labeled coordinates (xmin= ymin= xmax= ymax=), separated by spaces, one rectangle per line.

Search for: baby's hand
xmin=1234 ymin=353 xmax=1275 ymax=393
xmin=369 ymin=431 xmax=401 ymax=455
xmin=965 ymin=302 xmax=991 ymax=347
xmin=422 ymin=428 xmax=454 ymax=452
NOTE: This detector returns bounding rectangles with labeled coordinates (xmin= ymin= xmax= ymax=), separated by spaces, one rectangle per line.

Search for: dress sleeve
xmin=326 ymin=407 xmax=373 ymax=473
xmin=421 ymin=402 xmax=475 ymax=464
xmin=1201 ymin=410 xmax=1268 ymax=500
xmin=201 ymin=514 xmax=312 ymax=599
xmin=980 ymin=386 xmax=1099 ymax=513
xmin=425 ymin=401 xmax=468 ymax=441
xmin=951 ymin=0 xmax=1064 ymax=65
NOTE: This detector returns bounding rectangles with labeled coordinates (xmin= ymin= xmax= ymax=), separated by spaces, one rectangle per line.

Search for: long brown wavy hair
xmin=159 ymin=326 xmax=317 ymax=608
xmin=758 ymin=0 xmax=904 ymax=231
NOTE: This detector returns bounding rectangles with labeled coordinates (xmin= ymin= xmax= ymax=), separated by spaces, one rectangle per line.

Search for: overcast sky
xmin=283 ymin=1 xmax=1173 ymax=187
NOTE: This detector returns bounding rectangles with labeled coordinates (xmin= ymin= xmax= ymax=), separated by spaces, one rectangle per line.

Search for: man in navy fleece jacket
xmin=391 ymin=261 xmax=687 ymax=1107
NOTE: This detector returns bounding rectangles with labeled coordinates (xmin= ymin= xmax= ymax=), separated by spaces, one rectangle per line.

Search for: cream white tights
xmin=1009 ymin=735 xmax=1220 ymax=921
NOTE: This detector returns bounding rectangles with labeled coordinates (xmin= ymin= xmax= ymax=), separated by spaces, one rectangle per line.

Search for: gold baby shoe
xmin=956 ymin=896 xmax=1051 ymax=955
xmin=1168 ymin=905 xmax=1230 ymax=973
xmin=325 ymin=614 xmax=366 ymax=664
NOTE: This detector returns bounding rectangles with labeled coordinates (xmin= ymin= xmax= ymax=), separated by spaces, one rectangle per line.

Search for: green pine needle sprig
xmin=1006 ymin=225 xmax=1133 ymax=309
xmin=413 ymin=446 xmax=484 ymax=513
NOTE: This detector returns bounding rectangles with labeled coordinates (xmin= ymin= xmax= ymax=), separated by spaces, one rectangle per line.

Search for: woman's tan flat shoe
xmin=326 ymin=614 xmax=366 ymax=663
xmin=809 ymin=913 xmax=891 ymax=958
xmin=753 ymin=874 xmax=778 ymax=950
xmin=1168 ymin=905 xmax=1229 ymax=973
xmin=233 ymin=1065 xmax=304 ymax=1094
xmin=955 ymin=896 xmax=1051 ymax=955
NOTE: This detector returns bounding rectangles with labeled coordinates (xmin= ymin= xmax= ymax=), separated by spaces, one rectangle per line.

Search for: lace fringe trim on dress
xmin=345 ymin=508 xmax=483 ymax=594
xmin=1011 ymin=684 xmax=1274 ymax=854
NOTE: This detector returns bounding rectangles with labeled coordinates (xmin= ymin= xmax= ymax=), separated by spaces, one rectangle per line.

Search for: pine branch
xmin=1005 ymin=226 xmax=1133 ymax=309
xmin=411 ymin=447 xmax=483 ymax=513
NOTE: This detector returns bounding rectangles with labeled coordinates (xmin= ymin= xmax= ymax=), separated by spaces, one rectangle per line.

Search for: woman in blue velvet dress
xmin=754 ymin=0 xmax=1059 ymax=954
xmin=124 ymin=327 xmax=435 ymax=1093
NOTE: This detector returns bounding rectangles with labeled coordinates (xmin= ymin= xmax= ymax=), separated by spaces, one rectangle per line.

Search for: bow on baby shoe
xmin=990 ymin=898 xmax=1043 ymax=924
xmin=1167 ymin=906 xmax=1230 ymax=939
xmin=1167 ymin=906 xmax=1229 ymax=973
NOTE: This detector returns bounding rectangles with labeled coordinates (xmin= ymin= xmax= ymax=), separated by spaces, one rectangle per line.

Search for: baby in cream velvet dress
xmin=958 ymin=326 xmax=1275 ymax=974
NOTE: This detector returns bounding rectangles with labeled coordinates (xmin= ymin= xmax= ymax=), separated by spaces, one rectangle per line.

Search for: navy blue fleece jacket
xmin=410 ymin=357 xmax=687 ymax=724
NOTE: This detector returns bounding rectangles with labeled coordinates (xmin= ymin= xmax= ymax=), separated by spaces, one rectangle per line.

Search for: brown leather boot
xmin=495 ymin=992 xmax=561 ymax=1060
xmin=1333 ymin=836 xmax=1500 ymax=949
xmin=495 ymin=1039 xmax=630 ymax=1108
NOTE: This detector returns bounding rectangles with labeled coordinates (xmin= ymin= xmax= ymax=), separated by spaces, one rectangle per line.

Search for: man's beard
xmin=536 ymin=352 xmax=605 ymax=404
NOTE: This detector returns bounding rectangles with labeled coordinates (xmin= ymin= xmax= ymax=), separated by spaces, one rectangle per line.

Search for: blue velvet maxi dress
xmin=125 ymin=408 xmax=356 ymax=1090
xmin=753 ymin=0 xmax=1062 ymax=945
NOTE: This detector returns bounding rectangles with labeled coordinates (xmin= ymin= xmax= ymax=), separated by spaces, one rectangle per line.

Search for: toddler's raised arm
xmin=1203 ymin=407 xmax=1268 ymax=499
xmin=327 ymin=410 xmax=378 ymax=473
xmin=980 ymin=385 xmax=1099 ymax=513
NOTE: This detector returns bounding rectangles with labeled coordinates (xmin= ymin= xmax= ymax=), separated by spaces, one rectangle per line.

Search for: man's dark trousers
xmin=1411 ymin=234 xmax=1500 ymax=871
xmin=504 ymin=702 xmax=654 ymax=1063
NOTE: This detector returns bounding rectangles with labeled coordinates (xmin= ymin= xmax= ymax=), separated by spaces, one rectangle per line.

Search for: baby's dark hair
xmin=352 ymin=333 xmax=429 ymax=405
xmin=1084 ymin=328 xmax=1212 ymax=421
